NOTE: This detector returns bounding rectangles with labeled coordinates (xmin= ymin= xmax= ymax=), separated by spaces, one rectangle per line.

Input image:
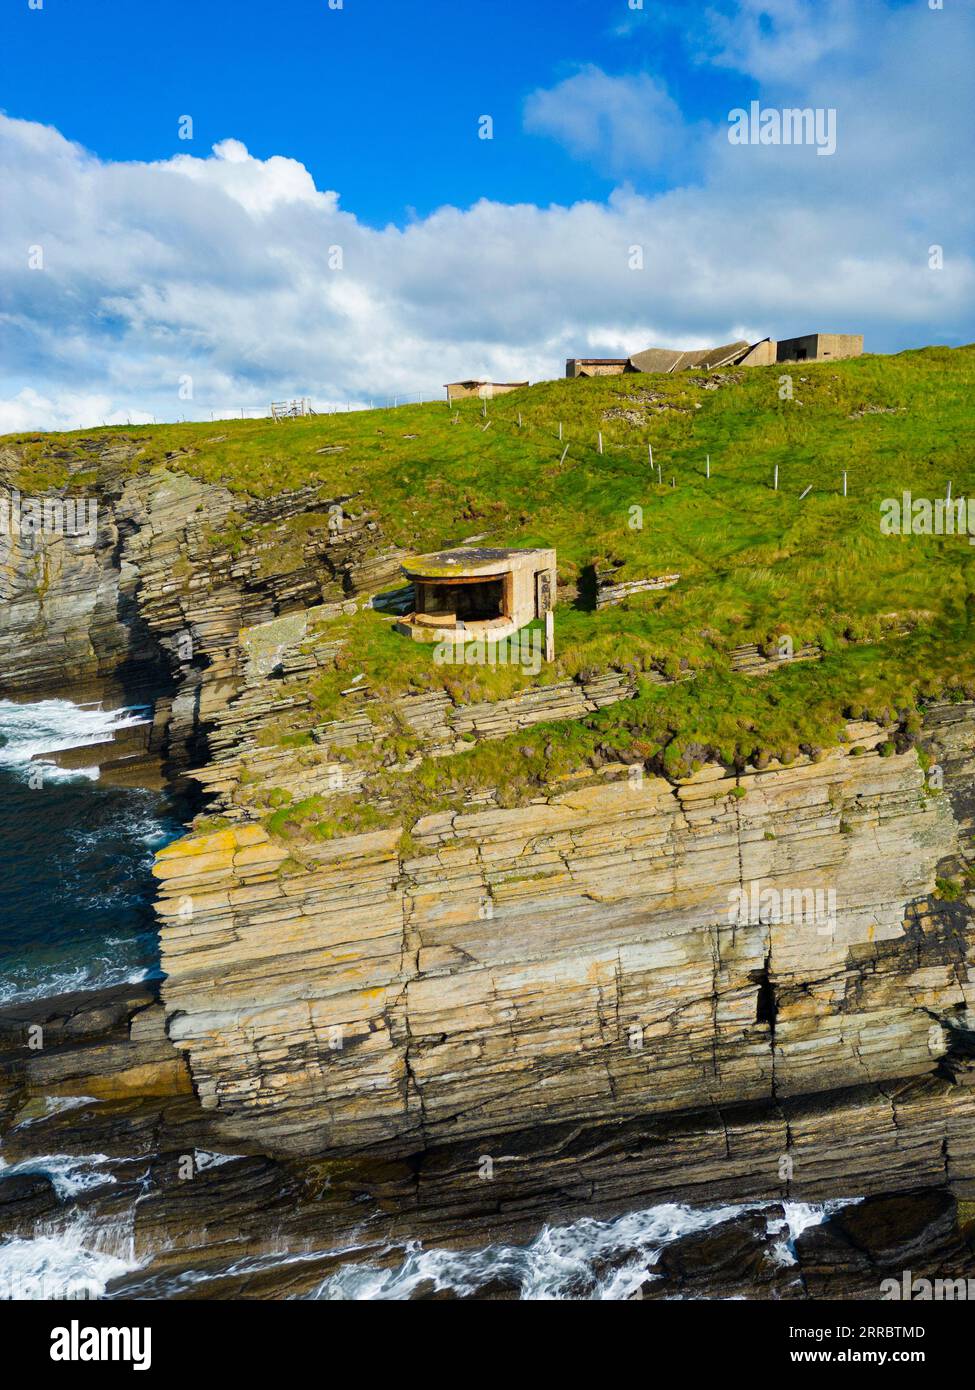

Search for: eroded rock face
xmin=153 ymin=734 xmax=972 ymax=1158
xmin=0 ymin=444 xmax=165 ymax=698
xmin=5 ymin=439 xmax=975 ymax=1204
xmin=0 ymin=445 xmax=405 ymax=782
xmin=0 ymin=984 xmax=193 ymax=1123
xmin=5 ymin=982 xmax=975 ymax=1297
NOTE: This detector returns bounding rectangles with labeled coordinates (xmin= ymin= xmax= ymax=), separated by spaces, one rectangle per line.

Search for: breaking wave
xmin=310 ymin=1199 xmax=854 ymax=1301
xmin=0 ymin=1152 xmax=119 ymax=1200
xmin=0 ymin=1150 xmax=144 ymax=1301
xmin=0 ymin=698 xmax=151 ymax=783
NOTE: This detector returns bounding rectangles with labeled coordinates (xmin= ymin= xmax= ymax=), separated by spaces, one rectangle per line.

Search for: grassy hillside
xmin=6 ymin=345 xmax=975 ymax=793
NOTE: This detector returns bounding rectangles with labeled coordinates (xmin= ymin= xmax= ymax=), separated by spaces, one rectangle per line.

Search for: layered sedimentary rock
xmin=0 ymin=984 xmax=192 ymax=1130
xmin=194 ymin=661 xmax=648 ymax=812
xmin=730 ymin=642 xmax=822 ymax=674
xmin=4 ymin=982 xmax=975 ymax=1297
xmin=634 ymin=1190 xmax=975 ymax=1301
xmin=594 ymin=569 xmax=680 ymax=608
xmin=0 ymin=440 xmax=166 ymax=697
xmin=0 ymin=441 xmax=407 ymax=781
xmin=154 ymin=722 xmax=974 ymax=1158
xmin=5 ymin=435 xmax=975 ymax=1211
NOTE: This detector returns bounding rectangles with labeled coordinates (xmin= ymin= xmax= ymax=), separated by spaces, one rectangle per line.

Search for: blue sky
xmin=0 ymin=0 xmax=971 ymax=429
xmin=2 ymin=0 xmax=738 ymax=223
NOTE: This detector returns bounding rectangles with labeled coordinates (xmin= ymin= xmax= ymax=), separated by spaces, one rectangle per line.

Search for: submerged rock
xmin=795 ymin=1189 xmax=975 ymax=1299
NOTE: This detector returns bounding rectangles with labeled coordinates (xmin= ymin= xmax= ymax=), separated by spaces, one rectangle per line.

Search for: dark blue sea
xmin=0 ymin=700 xmax=853 ymax=1301
xmin=0 ymin=699 xmax=182 ymax=1006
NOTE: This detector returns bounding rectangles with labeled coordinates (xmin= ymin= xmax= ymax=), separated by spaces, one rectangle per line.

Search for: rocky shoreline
xmin=3 ymin=440 xmax=975 ymax=1297
xmin=3 ymin=982 xmax=975 ymax=1298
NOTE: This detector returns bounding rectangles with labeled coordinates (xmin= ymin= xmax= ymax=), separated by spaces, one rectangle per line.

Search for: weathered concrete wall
xmin=739 ymin=338 xmax=778 ymax=366
xmin=445 ymin=381 xmax=527 ymax=402
xmin=565 ymin=360 xmax=629 ymax=378
xmin=777 ymin=333 xmax=864 ymax=363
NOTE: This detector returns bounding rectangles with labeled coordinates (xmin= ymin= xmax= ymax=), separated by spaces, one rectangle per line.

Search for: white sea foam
xmin=0 ymin=1149 xmax=147 ymax=1301
xmin=0 ymin=963 xmax=153 ymax=1008
xmin=310 ymin=1198 xmax=858 ymax=1301
xmin=768 ymin=1199 xmax=853 ymax=1266
xmin=0 ymin=1153 xmax=119 ymax=1199
xmin=0 ymin=698 xmax=150 ymax=783
xmin=0 ymin=696 xmax=172 ymax=1007
xmin=0 ymin=1211 xmax=141 ymax=1301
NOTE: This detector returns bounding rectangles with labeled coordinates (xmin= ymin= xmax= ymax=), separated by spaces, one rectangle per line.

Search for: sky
xmin=0 ymin=0 xmax=972 ymax=431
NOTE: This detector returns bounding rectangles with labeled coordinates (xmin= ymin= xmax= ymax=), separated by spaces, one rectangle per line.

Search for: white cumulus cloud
xmin=524 ymin=67 xmax=699 ymax=177
xmin=0 ymin=0 xmax=972 ymax=433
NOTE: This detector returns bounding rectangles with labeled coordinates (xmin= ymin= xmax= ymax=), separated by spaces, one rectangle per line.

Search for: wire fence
xmin=129 ymin=387 xmax=448 ymax=427
xmin=103 ymin=385 xmax=908 ymax=502
xmin=447 ymin=394 xmax=871 ymax=501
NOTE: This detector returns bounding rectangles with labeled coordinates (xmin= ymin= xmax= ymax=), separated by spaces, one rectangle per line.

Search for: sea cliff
xmin=3 ymin=378 xmax=975 ymax=1293
xmin=153 ymin=733 xmax=969 ymax=1159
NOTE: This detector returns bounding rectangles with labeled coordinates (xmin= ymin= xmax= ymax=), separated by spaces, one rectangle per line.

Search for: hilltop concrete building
xmin=566 ymin=333 xmax=861 ymax=378
xmin=775 ymin=333 xmax=864 ymax=363
xmin=564 ymin=357 xmax=632 ymax=378
xmin=566 ymin=339 xmax=775 ymax=376
xmin=444 ymin=380 xmax=528 ymax=404
xmin=395 ymin=546 xmax=557 ymax=644
xmin=629 ymin=339 xmax=777 ymax=372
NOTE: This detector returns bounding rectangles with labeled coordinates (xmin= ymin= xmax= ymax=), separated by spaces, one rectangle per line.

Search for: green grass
xmin=5 ymin=345 xmax=975 ymax=824
xmin=935 ymin=876 xmax=966 ymax=901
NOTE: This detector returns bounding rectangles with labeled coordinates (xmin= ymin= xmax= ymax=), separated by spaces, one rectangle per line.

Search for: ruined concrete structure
xmin=776 ymin=333 xmax=864 ymax=363
xmin=564 ymin=357 xmax=635 ymax=378
xmin=566 ymin=333 xmax=861 ymax=378
xmin=395 ymin=546 xmax=556 ymax=644
xmin=444 ymin=379 xmax=528 ymax=403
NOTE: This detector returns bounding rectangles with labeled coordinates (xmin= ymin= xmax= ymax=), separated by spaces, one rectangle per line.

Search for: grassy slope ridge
xmin=6 ymin=346 xmax=975 ymax=815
